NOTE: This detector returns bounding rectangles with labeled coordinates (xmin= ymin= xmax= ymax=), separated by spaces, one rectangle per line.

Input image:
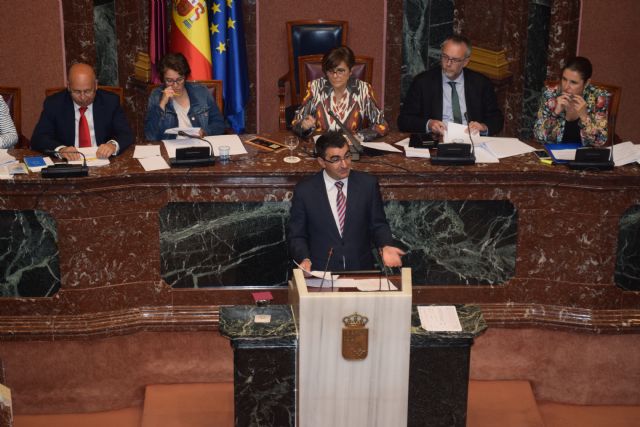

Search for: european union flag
xmin=207 ymin=0 xmax=250 ymax=133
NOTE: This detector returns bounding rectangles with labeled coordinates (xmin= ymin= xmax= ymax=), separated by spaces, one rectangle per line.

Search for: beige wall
xmin=0 ymin=0 xmax=66 ymax=139
xmin=256 ymin=0 xmax=386 ymax=133
xmin=579 ymin=0 xmax=640 ymax=143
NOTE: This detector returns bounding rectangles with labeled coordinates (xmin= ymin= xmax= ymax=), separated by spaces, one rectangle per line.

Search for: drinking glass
xmin=284 ymin=136 xmax=301 ymax=163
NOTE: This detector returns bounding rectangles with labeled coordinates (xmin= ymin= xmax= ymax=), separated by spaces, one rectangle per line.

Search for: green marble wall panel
xmin=615 ymin=205 xmax=640 ymax=291
xmin=0 ymin=210 xmax=60 ymax=297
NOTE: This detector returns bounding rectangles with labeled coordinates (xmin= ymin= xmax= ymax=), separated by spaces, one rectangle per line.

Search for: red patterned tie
xmin=78 ymin=106 xmax=91 ymax=147
xmin=335 ymin=181 xmax=346 ymax=235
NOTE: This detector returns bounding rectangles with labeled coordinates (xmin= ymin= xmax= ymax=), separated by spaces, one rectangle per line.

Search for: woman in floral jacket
xmin=533 ymin=56 xmax=609 ymax=146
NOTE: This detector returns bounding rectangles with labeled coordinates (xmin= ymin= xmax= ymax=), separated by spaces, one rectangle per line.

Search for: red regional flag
xmin=170 ymin=0 xmax=212 ymax=79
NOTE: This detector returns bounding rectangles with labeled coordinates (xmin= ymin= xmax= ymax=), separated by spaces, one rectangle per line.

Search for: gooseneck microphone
xmin=326 ymin=110 xmax=363 ymax=160
xmin=170 ymin=131 xmax=215 ymax=167
xmin=374 ymin=247 xmax=393 ymax=291
xmin=41 ymin=149 xmax=88 ymax=178
xmin=319 ymin=247 xmax=334 ymax=290
xmin=464 ymin=112 xmax=477 ymax=159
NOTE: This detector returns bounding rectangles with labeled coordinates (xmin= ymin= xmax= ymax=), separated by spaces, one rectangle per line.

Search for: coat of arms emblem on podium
xmin=342 ymin=312 xmax=369 ymax=360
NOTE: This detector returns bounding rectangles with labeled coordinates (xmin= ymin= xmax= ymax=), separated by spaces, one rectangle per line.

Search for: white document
xmin=361 ymin=141 xmax=403 ymax=153
xmin=164 ymin=126 xmax=201 ymax=135
xmin=356 ymin=278 xmax=397 ymax=291
xmin=0 ymin=149 xmax=16 ymax=166
xmin=473 ymin=146 xmax=500 ymax=163
xmin=549 ymin=147 xmax=578 ymax=161
xmin=395 ymin=137 xmax=410 ymax=147
xmin=305 ymin=277 xmax=354 ymax=288
xmin=404 ymin=147 xmax=431 ymax=158
xmin=477 ymin=136 xmax=537 ymax=159
xmin=612 ymin=141 xmax=640 ymax=166
xmin=163 ymin=134 xmax=248 ymax=158
xmin=134 ymin=145 xmax=162 ymax=159
xmin=66 ymin=147 xmax=111 ymax=166
xmin=0 ymin=165 xmax=13 ymax=179
xmin=444 ymin=121 xmax=475 ymax=143
xmin=138 ymin=156 xmax=170 ymax=171
xmin=418 ymin=305 xmax=463 ymax=332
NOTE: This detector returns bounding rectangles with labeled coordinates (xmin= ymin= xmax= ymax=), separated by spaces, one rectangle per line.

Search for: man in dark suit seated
xmin=32 ymin=63 xmax=133 ymax=160
xmin=397 ymin=34 xmax=504 ymax=136
xmin=288 ymin=131 xmax=405 ymax=273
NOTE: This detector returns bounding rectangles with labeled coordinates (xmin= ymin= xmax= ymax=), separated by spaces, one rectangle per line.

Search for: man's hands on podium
xmin=381 ymin=246 xmax=406 ymax=268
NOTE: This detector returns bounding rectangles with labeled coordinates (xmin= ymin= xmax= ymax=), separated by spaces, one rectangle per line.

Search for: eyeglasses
xmin=441 ymin=53 xmax=468 ymax=64
xmin=324 ymin=152 xmax=353 ymax=163
xmin=164 ymin=77 xmax=185 ymax=85
xmin=327 ymin=68 xmax=349 ymax=77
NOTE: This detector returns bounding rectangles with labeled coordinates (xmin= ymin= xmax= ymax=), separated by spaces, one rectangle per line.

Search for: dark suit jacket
xmin=288 ymin=170 xmax=394 ymax=271
xmin=31 ymin=89 xmax=134 ymax=154
xmin=397 ymin=67 xmax=504 ymax=135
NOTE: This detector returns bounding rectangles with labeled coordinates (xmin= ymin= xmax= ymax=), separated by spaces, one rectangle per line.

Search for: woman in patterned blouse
xmin=533 ymin=56 xmax=609 ymax=146
xmin=292 ymin=46 xmax=388 ymax=141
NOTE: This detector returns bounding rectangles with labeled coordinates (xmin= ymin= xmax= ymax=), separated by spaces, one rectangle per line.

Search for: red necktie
xmin=78 ymin=106 xmax=91 ymax=147
xmin=335 ymin=181 xmax=346 ymax=235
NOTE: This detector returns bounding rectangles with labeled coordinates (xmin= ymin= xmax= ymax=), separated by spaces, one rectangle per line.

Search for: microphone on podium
xmin=319 ymin=247 xmax=334 ymax=290
xmin=373 ymin=247 xmax=392 ymax=291
xmin=169 ymin=131 xmax=215 ymax=167
xmin=41 ymin=149 xmax=89 ymax=178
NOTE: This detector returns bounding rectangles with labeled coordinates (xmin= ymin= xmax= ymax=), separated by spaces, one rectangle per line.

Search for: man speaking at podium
xmin=288 ymin=131 xmax=405 ymax=273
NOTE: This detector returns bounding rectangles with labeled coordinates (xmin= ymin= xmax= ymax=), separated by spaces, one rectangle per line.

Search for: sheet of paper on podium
xmin=418 ymin=305 xmax=462 ymax=332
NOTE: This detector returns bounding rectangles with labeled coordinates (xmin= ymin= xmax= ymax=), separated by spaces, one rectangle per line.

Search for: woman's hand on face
xmin=159 ymin=87 xmax=178 ymax=110
xmin=301 ymin=115 xmax=316 ymax=131
xmin=570 ymin=95 xmax=588 ymax=121
xmin=554 ymin=93 xmax=571 ymax=116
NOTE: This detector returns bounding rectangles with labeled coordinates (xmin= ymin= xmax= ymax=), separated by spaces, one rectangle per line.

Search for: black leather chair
xmin=278 ymin=20 xmax=348 ymax=130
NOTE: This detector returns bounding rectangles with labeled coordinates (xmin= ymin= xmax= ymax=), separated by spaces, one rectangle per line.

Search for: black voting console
xmin=567 ymin=147 xmax=613 ymax=171
xmin=431 ymin=143 xmax=476 ymax=165
xmin=169 ymin=146 xmax=215 ymax=167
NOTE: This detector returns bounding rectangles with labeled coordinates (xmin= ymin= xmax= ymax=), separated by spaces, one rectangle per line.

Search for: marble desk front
xmin=1 ymin=133 xmax=639 ymax=339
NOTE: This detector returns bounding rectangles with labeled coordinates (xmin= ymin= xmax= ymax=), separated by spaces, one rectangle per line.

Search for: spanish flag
xmin=170 ymin=0 xmax=212 ymax=80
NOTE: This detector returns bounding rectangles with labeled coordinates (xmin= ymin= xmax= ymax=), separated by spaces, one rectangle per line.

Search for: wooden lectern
xmin=289 ymin=268 xmax=412 ymax=427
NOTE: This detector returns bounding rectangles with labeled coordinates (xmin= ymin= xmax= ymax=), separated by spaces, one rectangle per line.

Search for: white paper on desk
xmin=134 ymin=145 xmax=161 ymax=159
xmin=612 ymin=141 xmax=640 ymax=166
xmin=395 ymin=137 xmax=410 ymax=147
xmin=418 ymin=305 xmax=462 ymax=332
xmin=305 ymin=277 xmax=355 ymax=288
xmin=66 ymin=147 xmax=111 ymax=166
xmin=444 ymin=122 xmax=476 ymax=143
xmin=477 ymin=136 xmax=536 ymax=159
xmin=549 ymin=147 xmax=578 ymax=161
xmin=0 ymin=165 xmax=13 ymax=179
xmin=361 ymin=141 xmax=403 ymax=153
xmin=356 ymin=278 xmax=397 ymax=291
xmin=0 ymin=149 xmax=16 ymax=166
xmin=138 ymin=156 xmax=170 ymax=171
xmin=404 ymin=147 xmax=431 ymax=158
xmin=473 ymin=146 xmax=500 ymax=163
xmin=164 ymin=126 xmax=201 ymax=135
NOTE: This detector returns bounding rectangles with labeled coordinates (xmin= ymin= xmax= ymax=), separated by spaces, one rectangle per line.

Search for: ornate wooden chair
xmin=278 ymin=20 xmax=348 ymax=130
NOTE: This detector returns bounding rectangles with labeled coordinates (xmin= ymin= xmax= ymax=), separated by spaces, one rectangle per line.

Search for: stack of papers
xmin=418 ymin=305 xmax=462 ymax=332
xmin=66 ymin=147 xmax=111 ymax=167
xmin=133 ymin=144 xmax=169 ymax=171
xmin=394 ymin=138 xmax=431 ymax=158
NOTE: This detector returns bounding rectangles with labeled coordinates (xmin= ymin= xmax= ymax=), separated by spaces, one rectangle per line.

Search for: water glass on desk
xmin=284 ymin=136 xmax=301 ymax=163
xmin=219 ymin=145 xmax=230 ymax=164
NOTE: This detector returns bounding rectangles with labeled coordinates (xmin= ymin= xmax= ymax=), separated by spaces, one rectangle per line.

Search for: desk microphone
xmin=374 ymin=247 xmax=393 ymax=291
xmin=170 ymin=131 xmax=215 ymax=167
xmin=41 ymin=149 xmax=88 ymax=178
xmin=319 ymin=247 xmax=334 ymax=290
xmin=430 ymin=114 xmax=476 ymax=165
xmin=326 ymin=110 xmax=363 ymax=160
xmin=464 ymin=112 xmax=478 ymax=159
